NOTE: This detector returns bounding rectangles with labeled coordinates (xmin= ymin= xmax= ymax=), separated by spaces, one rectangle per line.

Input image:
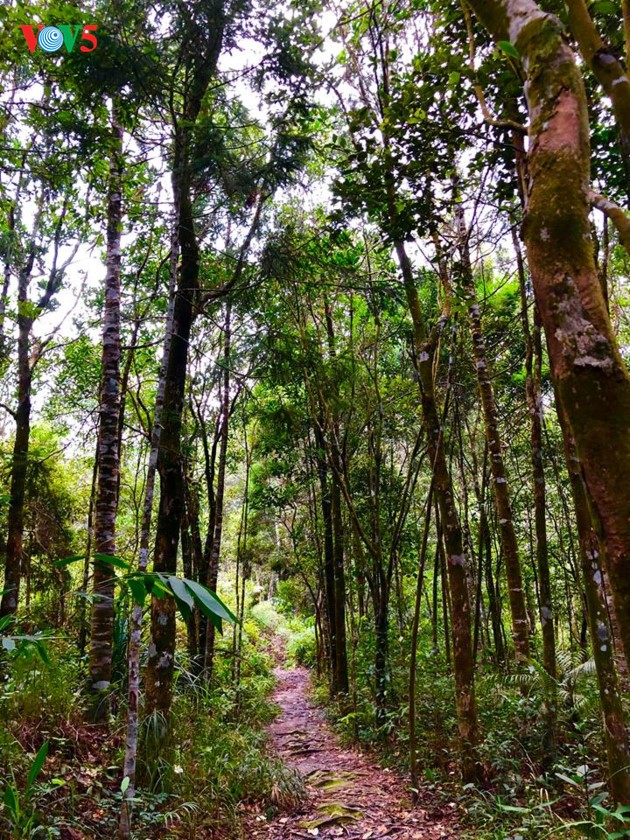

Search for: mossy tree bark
xmin=468 ymin=0 xmax=630 ymax=683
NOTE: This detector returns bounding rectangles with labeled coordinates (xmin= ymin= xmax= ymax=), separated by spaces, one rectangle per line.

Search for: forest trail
xmin=246 ymin=662 xmax=460 ymax=839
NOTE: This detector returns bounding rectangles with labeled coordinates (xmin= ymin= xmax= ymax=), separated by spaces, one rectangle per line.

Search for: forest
xmin=1 ymin=0 xmax=630 ymax=837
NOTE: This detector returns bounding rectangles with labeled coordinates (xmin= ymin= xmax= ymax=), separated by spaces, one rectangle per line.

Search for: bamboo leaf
xmin=27 ymin=741 xmax=49 ymax=789
xmin=183 ymin=579 xmax=236 ymax=624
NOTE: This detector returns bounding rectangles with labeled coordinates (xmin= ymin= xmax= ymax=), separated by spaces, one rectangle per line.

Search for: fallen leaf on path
xmin=301 ymin=801 xmax=363 ymax=830
xmin=307 ymin=770 xmax=356 ymax=790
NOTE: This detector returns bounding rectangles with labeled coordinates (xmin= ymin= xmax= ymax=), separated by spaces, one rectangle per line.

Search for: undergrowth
xmin=306 ymin=619 xmax=624 ymax=840
xmin=0 ymin=602 xmax=304 ymax=838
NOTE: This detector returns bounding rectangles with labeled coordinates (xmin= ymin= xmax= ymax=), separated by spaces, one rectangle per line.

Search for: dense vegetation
xmin=1 ymin=0 xmax=630 ymax=836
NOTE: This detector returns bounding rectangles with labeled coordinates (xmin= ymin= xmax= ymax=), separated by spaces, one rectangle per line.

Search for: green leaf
xmin=127 ymin=577 xmax=147 ymax=608
xmin=495 ymin=802 xmax=530 ymax=813
xmin=168 ymin=576 xmax=194 ymax=622
xmin=94 ymin=553 xmax=131 ymax=571
xmin=120 ymin=776 xmax=130 ymax=794
xmin=168 ymin=576 xmax=194 ymax=611
xmin=497 ymin=40 xmax=520 ymax=59
xmin=0 ymin=615 xmax=13 ymax=632
xmin=3 ymin=783 xmax=18 ymax=816
xmin=143 ymin=574 xmax=170 ymax=598
xmin=556 ymin=772 xmax=582 ymax=787
xmin=54 ymin=554 xmax=87 ymax=567
xmin=27 ymin=741 xmax=49 ymax=789
xmin=591 ymin=0 xmax=618 ymax=14
xmin=183 ymin=579 xmax=236 ymax=624
xmin=34 ymin=639 xmax=50 ymax=665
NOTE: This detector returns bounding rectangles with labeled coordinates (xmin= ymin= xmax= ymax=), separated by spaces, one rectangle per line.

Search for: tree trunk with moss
xmin=468 ymin=0 xmax=630 ymax=684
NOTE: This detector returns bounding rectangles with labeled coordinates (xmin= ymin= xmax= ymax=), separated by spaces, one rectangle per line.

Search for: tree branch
xmin=590 ymin=190 xmax=630 ymax=256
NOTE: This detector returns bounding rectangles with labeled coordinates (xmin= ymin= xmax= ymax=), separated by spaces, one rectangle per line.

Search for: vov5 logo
xmin=20 ymin=24 xmax=98 ymax=53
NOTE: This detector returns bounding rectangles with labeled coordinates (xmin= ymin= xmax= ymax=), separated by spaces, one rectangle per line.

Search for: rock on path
xmin=245 ymin=664 xmax=461 ymax=839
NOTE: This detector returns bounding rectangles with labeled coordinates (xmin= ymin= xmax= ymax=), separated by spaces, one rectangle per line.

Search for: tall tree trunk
xmin=373 ymin=592 xmax=389 ymax=724
xmin=144 ymin=155 xmax=199 ymax=717
xmin=409 ymin=483 xmax=434 ymax=798
xmin=79 ymin=446 xmax=99 ymax=656
xmin=455 ymin=215 xmax=530 ymax=661
xmin=88 ymin=111 xmax=124 ymax=720
xmin=557 ymin=401 xmax=630 ymax=804
xmin=234 ymin=429 xmax=251 ymax=693
xmin=323 ymin=299 xmax=350 ymax=695
xmin=144 ymin=0 xmax=225 ymax=718
xmin=395 ymin=239 xmax=480 ymax=783
xmin=119 ymin=193 xmax=179 ymax=840
xmin=204 ymin=302 xmax=232 ymax=677
xmin=468 ymin=0 xmax=630 ymax=688
xmin=0 ymin=216 xmax=39 ymax=619
xmin=181 ymin=486 xmax=199 ymax=662
xmin=195 ymin=401 xmax=219 ymax=667
xmin=516 ymin=237 xmax=558 ymax=760
xmin=314 ymin=424 xmax=338 ymax=692
xmin=331 ymin=469 xmax=349 ymax=695
xmin=0 ymin=309 xmax=32 ymax=618
xmin=517 ymin=246 xmax=556 ymax=675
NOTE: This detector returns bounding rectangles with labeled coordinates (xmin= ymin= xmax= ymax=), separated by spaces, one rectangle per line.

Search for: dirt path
xmin=246 ymin=664 xmax=461 ymax=839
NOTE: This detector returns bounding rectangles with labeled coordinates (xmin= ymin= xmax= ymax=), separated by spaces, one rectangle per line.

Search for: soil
xmin=245 ymin=662 xmax=463 ymax=839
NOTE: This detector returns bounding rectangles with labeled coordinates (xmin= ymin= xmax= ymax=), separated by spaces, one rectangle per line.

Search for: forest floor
xmin=244 ymin=660 xmax=462 ymax=839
